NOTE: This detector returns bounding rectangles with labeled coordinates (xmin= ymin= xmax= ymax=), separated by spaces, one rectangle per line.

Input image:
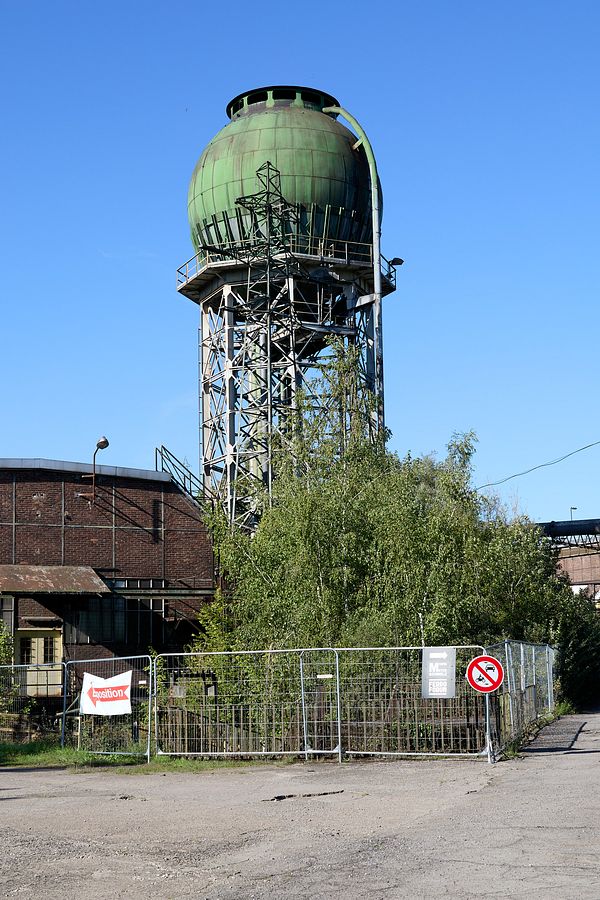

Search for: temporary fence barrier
xmin=153 ymin=649 xmax=341 ymax=759
xmin=61 ymin=655 xmax=152 ymax=762
xmin=0 ymin=641 xmax=556 ymax=763
xmin=337 ymin=646 xmax=488 ymax=758
xmin=154 ymin=643 xmax=551 ymax=762
xmin=0 ymin=662 xmax=65 ymax=743
xmin=485 ymin=641 xmax=555 ymax=753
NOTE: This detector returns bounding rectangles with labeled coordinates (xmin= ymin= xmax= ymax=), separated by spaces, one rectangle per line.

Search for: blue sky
xmin=1 ymin=1 xmax=599 ymax=523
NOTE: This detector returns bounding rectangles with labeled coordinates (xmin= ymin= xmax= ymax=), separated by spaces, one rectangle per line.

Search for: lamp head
xmin=96 ymin=436 xmax=109 ymax=450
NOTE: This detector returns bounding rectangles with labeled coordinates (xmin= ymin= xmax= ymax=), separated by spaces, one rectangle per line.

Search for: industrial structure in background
xmin=174 ymin=86 xmax=399 ymax=527
xmin=0 ymin=458 xmax=214 ymax=672
xmin=541 ymin=518 xmax=600 ymax=606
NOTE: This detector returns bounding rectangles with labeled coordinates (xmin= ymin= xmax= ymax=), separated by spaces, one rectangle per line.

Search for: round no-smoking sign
xmin=466 ymin=655 xmax=504 ymax=693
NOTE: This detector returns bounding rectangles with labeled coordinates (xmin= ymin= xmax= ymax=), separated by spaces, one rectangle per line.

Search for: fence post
xmin=299 ymin=651 xmax=309 ymax=760
xmin=504 ymin=640 xmax=514 ymax=737
xmin=60 ymin=662 xmax=69 ymax=748
xmin=532 ymin=644 xmax=537 ymax=699
xmin=153 ymin=656 xmax=159 ymax=755
xmin=520 ymin=642 xmax=525 ymax=693
xmin=485 ymin=692 xmax=495 ymax=764
xmin=334 ymin=650 xmax=342 ymax=764
xmin=146 ymin=656 xmax=153 ymax=764
xmin=546 ymin=646 xmax=554 ymax=711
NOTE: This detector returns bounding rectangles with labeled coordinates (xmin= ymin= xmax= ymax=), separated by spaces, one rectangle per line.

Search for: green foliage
xmin=0 ymin=622 xmax=13 ymax=666
xmin=194 ymin=345 xmax=596 ymax=706
xmin=0 ymin=738 xmax=273 ymax=771
xmin=553 ymin=699 xmax=576 ymax=717
xmin=555 ymin=591 xmax=600 ymax=709
xmin=199 ymin=442 xmax=571 ymax=653
xmin=0 ymin=738 xmax=136 ymax=768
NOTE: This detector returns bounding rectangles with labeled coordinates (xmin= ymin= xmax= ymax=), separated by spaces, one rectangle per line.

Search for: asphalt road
xmin=1 ymin=713 xmax=599 ymax=899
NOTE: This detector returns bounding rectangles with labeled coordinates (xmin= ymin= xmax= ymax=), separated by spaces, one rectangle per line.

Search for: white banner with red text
xmin=79 ymin=670 xmax=132 ymax=716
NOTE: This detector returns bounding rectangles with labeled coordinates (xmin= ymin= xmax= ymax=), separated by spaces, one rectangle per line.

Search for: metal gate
xmin=62 ymin=655 xmax=152 ymax=761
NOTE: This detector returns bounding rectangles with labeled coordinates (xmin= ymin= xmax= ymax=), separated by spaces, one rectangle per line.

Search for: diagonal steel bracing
xmin=184 ymin=163 xmax=395 ymax=528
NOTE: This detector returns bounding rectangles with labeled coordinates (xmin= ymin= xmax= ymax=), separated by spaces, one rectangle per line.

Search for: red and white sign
xmin=465 ymin=655 xmax=504 ymax=693
xmin=80 ymin=670 xmax=132 ymax=716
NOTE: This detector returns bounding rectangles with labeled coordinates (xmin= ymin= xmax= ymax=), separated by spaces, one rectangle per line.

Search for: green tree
xmin=198 ymin=443 xmax=570 ymax=650
xmin=555 ymin=591 xmax=600 ymax=708
xmin=0 ymin=622 xmax=13 ymax=666
xmin=194 ymin=347 xmax=597 ymax=705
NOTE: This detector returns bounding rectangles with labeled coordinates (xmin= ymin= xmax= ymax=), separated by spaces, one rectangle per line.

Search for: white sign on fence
xmin=79 ymin=670 xmax=132 ymax=716
xmin=421 ymin=647 xmax=456 ymax=699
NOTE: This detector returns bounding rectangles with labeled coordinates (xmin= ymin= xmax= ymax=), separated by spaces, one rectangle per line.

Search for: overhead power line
xmin=475 ymin=439 xmax=600 ymax=492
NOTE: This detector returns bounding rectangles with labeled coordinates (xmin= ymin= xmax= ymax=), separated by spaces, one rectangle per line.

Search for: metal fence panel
xmin=62 ymin=656 xmax=152 ymax=761
xmin=485 ymin=641 xmax=554 ymax=753
xmin=155 ymin=649 xmax=340 ymax=757
xmin=154 ymin=646 xmax=491 ymax=760
xmin=0 ymin=663 xmax=65 ymax=743
xmin=338 ymin=647 xmax=488 ymax=757
xmin=300 ymin=649 xmax=341 ymax=759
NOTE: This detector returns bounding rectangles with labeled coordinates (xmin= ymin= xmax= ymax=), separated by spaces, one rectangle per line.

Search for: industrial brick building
xmin=0 ymin=458 xmax=214 ymax=666
xmin=541 ymin=518 xmax=600 ymax=605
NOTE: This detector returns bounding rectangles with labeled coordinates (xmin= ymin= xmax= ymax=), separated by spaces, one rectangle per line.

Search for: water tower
xmin=176 ymin=86 xmax=398 ymax=526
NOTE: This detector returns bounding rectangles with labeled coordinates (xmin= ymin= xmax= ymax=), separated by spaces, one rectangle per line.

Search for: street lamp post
xmin=80 ymin=436 xmax=110 ymax=503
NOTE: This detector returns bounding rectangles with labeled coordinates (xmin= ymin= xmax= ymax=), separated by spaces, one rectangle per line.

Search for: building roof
xmin=540 ymin=518 xmax=600 ymax=538
xmin=0 ymin=458 xmax=172 ymax=483
xmin=0 ymin=565 xmax=110 ymax=594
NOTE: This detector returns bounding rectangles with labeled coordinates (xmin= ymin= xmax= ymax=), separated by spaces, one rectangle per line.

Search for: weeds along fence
xmin=0 ymin=642 xmax=556 ymax=763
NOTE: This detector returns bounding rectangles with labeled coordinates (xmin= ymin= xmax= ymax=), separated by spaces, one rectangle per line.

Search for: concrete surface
xmin=1 ymin=713 xmax=599 ymax=898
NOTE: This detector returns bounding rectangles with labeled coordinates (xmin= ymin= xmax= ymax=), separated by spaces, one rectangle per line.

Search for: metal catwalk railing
xmin=176 ymin=236 xmax=397 ymax=289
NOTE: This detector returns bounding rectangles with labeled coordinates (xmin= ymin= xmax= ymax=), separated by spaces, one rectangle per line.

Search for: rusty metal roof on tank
xmin=0 ymin=565 xmax=110 ymax=594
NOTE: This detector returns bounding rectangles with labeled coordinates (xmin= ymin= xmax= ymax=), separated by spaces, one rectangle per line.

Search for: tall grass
xmin=0 ymin=737 xmax=289 ymax=772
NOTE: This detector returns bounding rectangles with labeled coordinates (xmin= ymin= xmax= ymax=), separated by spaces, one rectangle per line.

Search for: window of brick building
xmin=64 ymin=597 xmax=126 ymax=644
xmin=43 ymin=636 xmax=56 ymax=664
xmin=16 ymin=632 xmax=61 ymax=668
xmin=108 ymin=579 xmax=167 ymax=591
xmin=0 ymin=597 xmax=14 ymax=633
xmin=64 ymin=596 xmax=165 ymax=650
xmin=19 ymin=637 xmax=33 ymax=665
xmin=127 ymin=598 xmax=165 ymax=648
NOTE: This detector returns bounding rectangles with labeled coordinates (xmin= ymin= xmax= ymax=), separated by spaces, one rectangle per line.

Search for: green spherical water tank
xmin=187 ymin=86 xmax=378 ymax=254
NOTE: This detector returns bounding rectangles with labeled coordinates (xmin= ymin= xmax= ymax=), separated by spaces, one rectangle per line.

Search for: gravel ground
xmin=1 ymin=713 xmax=599 ymax=899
